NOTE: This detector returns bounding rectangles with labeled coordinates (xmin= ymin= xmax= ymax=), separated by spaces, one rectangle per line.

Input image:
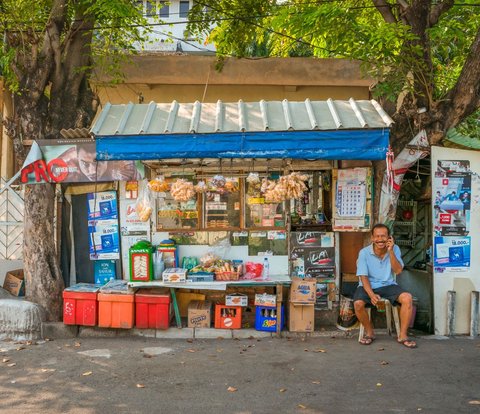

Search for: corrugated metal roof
xmin=91 ymin=98 xmax=393 ymax=137
xmin=445 ymin=128 xmax=480 ymax=150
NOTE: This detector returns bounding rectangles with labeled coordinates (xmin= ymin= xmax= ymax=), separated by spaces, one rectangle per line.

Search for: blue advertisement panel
xmin=88 ymin=191 xmax=120 ymax=260
xmin=434 ymin=236 xmax=470 ymax=271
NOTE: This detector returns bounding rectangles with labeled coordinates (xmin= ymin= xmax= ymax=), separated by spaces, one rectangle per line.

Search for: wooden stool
xmin=358 ymin=299 xmax=401 ymax=342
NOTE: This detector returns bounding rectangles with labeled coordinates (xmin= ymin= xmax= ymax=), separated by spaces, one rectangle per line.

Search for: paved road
xmin=0 ymin=334 xmax=479 ymax=414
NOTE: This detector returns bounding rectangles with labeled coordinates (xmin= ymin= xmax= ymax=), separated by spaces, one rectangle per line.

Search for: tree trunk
xmin=23 ymin=184 xmax=64 ymax=321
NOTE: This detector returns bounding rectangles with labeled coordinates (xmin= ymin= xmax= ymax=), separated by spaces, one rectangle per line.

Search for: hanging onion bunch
xmin=170 ymin=179 xmax=195 ymax=201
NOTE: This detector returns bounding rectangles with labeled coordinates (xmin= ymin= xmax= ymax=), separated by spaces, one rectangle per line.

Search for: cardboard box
xmin=226 ymin=293 xmax=248 ymax=307
xmin=3 ymin=269 xmax=25 ymax=296
xmin=177 ymin=292 xmax=206 ymax=317
xmin=290 ymin=277 xmax=316 ymax=303
xmin=288 ymin=302 xmax=315 ymax=332
xmin=162 ymin=268 xmax=187 ymax=283
xmin=254 ymin=293 xmax=276 ymax=307
xmin=188 ymin=300 xmax=212 ymax=328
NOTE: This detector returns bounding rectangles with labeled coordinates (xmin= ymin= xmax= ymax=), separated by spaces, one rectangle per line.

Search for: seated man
xmin=354 ymin=223 xmax=417 ymax=348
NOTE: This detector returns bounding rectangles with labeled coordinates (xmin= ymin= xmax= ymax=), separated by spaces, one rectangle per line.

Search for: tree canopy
xmin=188 ymin=0 xmax=480 ymax=147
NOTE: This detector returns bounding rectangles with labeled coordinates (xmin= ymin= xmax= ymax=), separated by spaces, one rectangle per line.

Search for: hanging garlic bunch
xmin=170 ymin=179 xmax=195 ymax=201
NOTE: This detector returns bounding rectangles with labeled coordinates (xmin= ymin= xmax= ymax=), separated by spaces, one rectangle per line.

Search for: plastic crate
xmin=135 ymin=290 xmax=172 ymax=329
xmin=214 ymin=305 xmax=242 ymax=329
xmin=98 ymin=292 xmax=135 ymax=329
xmin=63 ymin=289 xmax=99 ymax=326
xmin=255 ymin=305 xmax=285 ymax=332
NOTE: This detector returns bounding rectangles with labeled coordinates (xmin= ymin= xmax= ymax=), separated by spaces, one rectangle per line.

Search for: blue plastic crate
xmin=255 ymin=305 xmax=285 ymax=332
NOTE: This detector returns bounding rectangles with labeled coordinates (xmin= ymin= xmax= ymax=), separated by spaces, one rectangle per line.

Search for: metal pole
xmin=470 ymin=291 xmax=479 ymax=338
xmin=447 ymin=291 xmax=456 ymax=337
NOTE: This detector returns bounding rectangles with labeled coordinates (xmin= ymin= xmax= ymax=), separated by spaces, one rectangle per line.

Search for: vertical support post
xmin=447 ymin=290 xmax=456 ymax=336
xmin=470 ymin=291 xmax=479 ymax=338
xmin=276 ymin=284 xmax=283 ymax=338
xmin=170 ymin=287 xmax=182 ymax=328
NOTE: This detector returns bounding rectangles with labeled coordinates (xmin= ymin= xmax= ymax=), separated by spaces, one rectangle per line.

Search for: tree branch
xmin=439 ymin=27 xmax=480 ymax=133
xmin=372 ymin=0 xmax=397 ymax=23
xmin=429 ymin=0 xmax=455 ymax=27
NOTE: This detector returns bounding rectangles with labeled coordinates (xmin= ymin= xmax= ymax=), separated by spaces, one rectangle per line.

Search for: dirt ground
xmin=0 ymin=334 xmax=479 ymax=414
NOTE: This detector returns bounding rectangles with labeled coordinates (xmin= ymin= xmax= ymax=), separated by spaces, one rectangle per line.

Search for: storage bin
xmin=63 ymin=284 xmax=100 ymax=326
xmin=255 ymin=305 xmax=284 ymax=332
xmin=214 ymin=305 xmax=242 ymax=329
xmin=135 ymin=290 xmax=172 ymax=329
xmin=98 ymin=292 xmax=135 ymax=329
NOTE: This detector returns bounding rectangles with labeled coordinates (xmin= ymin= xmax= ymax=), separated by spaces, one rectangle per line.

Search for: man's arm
xmin=359 ymin=275 xmax=381 ymax=306
xmin=387 ymin=237 xmax=404 ymax=275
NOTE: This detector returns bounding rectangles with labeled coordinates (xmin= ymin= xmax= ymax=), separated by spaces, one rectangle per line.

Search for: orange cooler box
xmin=98 ymin=292 xmax=135 ymax=329
xmin=63 ymin=289 xmax=98 ymax=326
xmin=214 ymin=305 xmax=242 ymax=329
xmin=135 ymin=290 xmax=171 ymax=329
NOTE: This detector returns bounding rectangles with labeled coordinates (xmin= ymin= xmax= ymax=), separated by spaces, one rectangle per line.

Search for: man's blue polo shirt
xmin=356 ymin=244 xmax=404 ymax=289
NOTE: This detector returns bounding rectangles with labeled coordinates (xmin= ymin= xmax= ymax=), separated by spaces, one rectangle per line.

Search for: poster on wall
xmin=20 ymin=139 xmax=144 ymax=184
xmin=88 ymin=191 xmax=120 ymax=260
xmin=433 ymin=160 xmax=471 ymax=236
xmin=290 ymin=232 xmax=335 ymax=278
xmin=433 ymin=236 xmax=470 ymax=271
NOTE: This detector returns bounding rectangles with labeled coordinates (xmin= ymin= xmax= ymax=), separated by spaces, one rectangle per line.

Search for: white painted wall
xmin=135 ymin=0 xmax=216 ymax=54
xmin=432 ymin=146 xmax=480 ymax=335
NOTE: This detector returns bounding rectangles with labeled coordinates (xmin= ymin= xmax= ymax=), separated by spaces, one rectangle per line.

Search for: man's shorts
xmin=353 ymin=284 xmax=407 ymax=305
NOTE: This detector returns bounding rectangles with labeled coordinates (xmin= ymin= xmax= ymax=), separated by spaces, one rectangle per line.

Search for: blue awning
xmin=91 ymin=99 xmax=393 ymax=161
xmin=96 ymin=129 xmax=389 ymax=161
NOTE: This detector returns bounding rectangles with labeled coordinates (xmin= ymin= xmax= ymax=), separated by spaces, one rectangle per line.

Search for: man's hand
xmin=386 ymin=236 xmax=395 ymax=252
xmin=370 ymin=294 xmax=381 ymax=306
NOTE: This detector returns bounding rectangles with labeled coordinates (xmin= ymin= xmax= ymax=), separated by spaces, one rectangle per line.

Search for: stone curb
xmin=40 ymin=322 xmax=396 ymax=340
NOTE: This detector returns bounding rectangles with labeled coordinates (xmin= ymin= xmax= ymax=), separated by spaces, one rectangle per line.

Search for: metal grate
xmin=0 ymin=177 xmax=24 ymax=260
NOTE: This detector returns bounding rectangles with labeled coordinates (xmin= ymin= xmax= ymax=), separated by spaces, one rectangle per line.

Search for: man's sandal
xmin=359 ymin=336 xmax=376 ymax=345
xmin=398 ymin=338 xmax=417 ymax=349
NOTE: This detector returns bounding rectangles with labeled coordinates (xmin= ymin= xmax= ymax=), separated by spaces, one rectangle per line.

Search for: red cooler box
xmin=135 ymin=289 xmax=172 ymax=329
xmin=63 ymin=283 xmax=100 ymax=326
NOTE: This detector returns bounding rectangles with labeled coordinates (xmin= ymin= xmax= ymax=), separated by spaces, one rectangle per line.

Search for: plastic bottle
xmin=263 ymin=257 xmax=270 ymax=280
xmin=153 ymin=251 xmax=165 ymax=280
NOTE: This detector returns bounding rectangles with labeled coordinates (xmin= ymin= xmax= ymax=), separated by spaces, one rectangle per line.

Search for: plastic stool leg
xmin=392 ymin=306 xmax=401 ymax=337
xmin=385 ymin=300 xmax=393 ymax=336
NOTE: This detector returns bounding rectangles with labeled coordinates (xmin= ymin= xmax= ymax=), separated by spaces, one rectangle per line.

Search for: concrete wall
xmin=93 ymin=56 xmax=372 ymax=105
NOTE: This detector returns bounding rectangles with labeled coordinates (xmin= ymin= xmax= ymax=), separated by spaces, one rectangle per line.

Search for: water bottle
xmin=263 ymin=257 xmax=270 ymax=280
xmin=153 ymin=251 xmax=165 ymax=280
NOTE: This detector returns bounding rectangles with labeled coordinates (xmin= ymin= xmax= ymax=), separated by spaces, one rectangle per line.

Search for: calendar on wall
xmin=335 ymin=168 xmax=367 ymax=217
xmin=332 ymin=167 xmax=372 ymax=232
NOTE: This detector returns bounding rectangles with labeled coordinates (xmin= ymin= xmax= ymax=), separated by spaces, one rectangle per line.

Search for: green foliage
xmin=0 ymin=0 xmax=152 ymax=91
xmin=188 ymin=0 xmax=479 ymax=105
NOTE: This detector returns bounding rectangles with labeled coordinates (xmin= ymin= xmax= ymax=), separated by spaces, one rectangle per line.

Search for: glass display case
xmin=203 ymin=177 xmax=241 ymax=229
xmin=155 ymin=183 xmax=199 ymax=230
xmin=245 ymin=178 xmax=286 ymax=228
